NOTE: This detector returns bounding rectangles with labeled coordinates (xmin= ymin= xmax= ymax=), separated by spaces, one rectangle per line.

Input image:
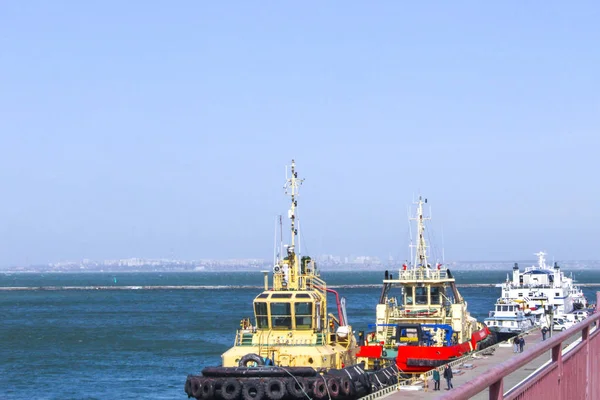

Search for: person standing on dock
xmin=443 ymin=365 xmax=453 ymax=390
xmin=432 ymin=368 xmax=440 ymax=390
xmin=519 ymin=336 xmax=525 ymax=353
xmin=513 ymin=337 xmax=519 ymax=353
xmin=542 ymin=326 xmax=548 ymax=341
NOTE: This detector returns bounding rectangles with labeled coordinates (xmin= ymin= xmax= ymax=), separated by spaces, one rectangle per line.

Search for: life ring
xmin=239 ymin=353 xmax=265 ymax=367
xmin=220 ymin=378 xmax=242 ymax=400
xmin=242 ymin=379 xmax=265 ymax=400
xmin=265 ymin=378 xmax=286 ymax=400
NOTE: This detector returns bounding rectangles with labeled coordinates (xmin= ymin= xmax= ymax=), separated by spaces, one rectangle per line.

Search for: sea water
xmin=1 ymin=270 xmax=599 ymax=399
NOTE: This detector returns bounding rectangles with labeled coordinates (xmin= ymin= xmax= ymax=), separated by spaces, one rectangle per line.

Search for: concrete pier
xmin=383 ymin=327 xmax=585 ymax=400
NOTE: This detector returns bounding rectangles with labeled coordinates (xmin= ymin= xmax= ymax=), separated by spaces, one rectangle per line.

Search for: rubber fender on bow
xmin=338 ymin=376 xmax=353 ymax=397
xmin=191 ymin=377 xmax=204 ymax=398
xmin=327 ymin=377 xmax=341 ymax=398
xmin=264 ymin=378 xmax=286 ymax=400
xmin=199 ymin=379 xmax=215 ymax=400
xmin=242 ymin=379 xmax=265 ymax=400
xmin=239 ymin=353 xmax=265 ymax=367
xmin=184 ymin=376 xmax=193 ymax=397
xmin=201 ymin=366 xmax=317 ymax=378
xmin=286 ymin=376 xmax=308 ymax=399
xmin=220 ymin=378 xmax=242 ymax=400
xmin=312 ymin=377 xmax=328 ymax=400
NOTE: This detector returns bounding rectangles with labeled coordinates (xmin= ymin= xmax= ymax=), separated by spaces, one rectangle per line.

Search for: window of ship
xmin=270 ymin=303 xmax=292 ymax=329
xmin=404 ymin=287 xmax=414 ymax=305
xmin=415 ymin=287 xmax=427 ymax=305
xmin=271 ymin=293 xmax=293 ymax=298
xmin=254 ymin=302 xmax=269 ymax=328
xmin=430 ymin=287 xmax=441 ymax=304
xmin=295 ymin=293 xmax=311 ymax=298
xmin=502 ymin=306 xmax=508 ymax=312
xmin=257 ymin=293 xmax=269 ymax=299
xmin=294 ymin=302 xmax=313 ymax=329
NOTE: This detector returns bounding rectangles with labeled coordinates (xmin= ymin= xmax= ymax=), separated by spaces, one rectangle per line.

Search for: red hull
xmin=357 ymin=325 xmax=493 ymax=373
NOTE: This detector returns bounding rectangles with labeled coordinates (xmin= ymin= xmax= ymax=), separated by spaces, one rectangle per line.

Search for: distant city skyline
xmin=4 ymin=254 xmax=599 ymax=273
xmin=1 ymin=2 xmax=599 ymax=266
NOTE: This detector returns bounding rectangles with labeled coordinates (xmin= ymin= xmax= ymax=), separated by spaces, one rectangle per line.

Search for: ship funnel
xmin=512 ymin=263 xmax=520 ymax=285
xmin=384 ymin=270 xmax=389 ymax=280
xmin=553 ymin=262 xmax=561 ymax=288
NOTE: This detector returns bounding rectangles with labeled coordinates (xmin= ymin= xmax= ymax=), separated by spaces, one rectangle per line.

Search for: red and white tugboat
xmin=356 ymin=196 xmax=496 ymax=374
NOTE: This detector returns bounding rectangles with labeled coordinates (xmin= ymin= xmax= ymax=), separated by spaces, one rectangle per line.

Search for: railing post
xmin=489 ymin=379 xmax=504 ymax=400
xmin=582 ymin=325 xmax=590 ymax=400
xmin=552 ymin=343 xmax=563 ymax=400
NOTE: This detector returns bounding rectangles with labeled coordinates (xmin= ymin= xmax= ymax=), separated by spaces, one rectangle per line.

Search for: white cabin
xmin=500 ymin=252 xmax=582 ymax=316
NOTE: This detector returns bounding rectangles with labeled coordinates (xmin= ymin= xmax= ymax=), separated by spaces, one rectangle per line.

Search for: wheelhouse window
xmin=430 ymin=287 xmax=441 ymax=304
xmin=272 ymin=293 xmax=293 ymax=299
xmin=415 ymin=287 xmax=427 ymax=305
xmin=404 ymin=287 xmax=414 ymax=305
xmin=294 ymin=302 xmax=313 ymax=329
xmin=254 ymin=302 xmax=269 ymax=328
xmin=270 ymin=303 xmax=292 ymax=329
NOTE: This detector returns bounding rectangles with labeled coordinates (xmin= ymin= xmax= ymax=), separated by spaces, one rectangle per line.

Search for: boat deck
xmin=383 ymin=328 xmax=583 ymax=399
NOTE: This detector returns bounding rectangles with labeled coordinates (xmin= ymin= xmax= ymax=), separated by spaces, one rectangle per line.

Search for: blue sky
xmin=0 ymin=1 xmax=599 ymax=266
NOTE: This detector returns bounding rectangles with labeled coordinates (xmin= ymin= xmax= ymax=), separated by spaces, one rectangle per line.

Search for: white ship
xmin=484 ymin=298 xmax=537 ymax=342
xmin=568 ymin=274 xmax=588 ymax=310
xmin=498 ymin=251 xmax=587 ymax=322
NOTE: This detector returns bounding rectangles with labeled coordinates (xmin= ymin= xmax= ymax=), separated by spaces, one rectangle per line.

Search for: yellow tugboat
xmin=185 ymin=160 xmax=398 ymax=400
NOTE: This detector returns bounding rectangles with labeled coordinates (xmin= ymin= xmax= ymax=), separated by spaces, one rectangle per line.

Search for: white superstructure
xmin=499 ymin=251 xmax=584 ymax=317
xmin=568 ymin=274 xmax=588 ymax=310
xmin=484 ymin=298 xmax=536 ymax=340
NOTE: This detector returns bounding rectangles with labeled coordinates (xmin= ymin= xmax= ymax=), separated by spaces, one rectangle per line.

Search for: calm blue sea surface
xmin=2 ymin=270 xmax=599 ymax=399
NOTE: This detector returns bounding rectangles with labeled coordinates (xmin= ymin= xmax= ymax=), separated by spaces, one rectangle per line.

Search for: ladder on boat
xmin=385 ymin=325 xmax=396 ymax=344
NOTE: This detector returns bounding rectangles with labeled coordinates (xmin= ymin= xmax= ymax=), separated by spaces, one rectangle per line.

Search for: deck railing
xmin=440 ymin=291 xmax=600 ymax=400
xmin=387 ymin=269 xmax=449 ymax=282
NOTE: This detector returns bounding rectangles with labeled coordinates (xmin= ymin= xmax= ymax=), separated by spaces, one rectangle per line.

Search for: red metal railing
xmin=440 ymin=291 xmax=600 ymax=400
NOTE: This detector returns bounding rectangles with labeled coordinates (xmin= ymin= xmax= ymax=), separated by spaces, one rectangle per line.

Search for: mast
xmin=283 ymin=159 xmax=304 ymax=289
xmin=535 ymin=251 xmax=547 ymax=269
xmin=410 ymin=196 xmax=430 ymax=269
xmin=273 ymin=217 xmax=278 ymax=266
xmin=279 ymin=215 xmax=283 ymax=264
